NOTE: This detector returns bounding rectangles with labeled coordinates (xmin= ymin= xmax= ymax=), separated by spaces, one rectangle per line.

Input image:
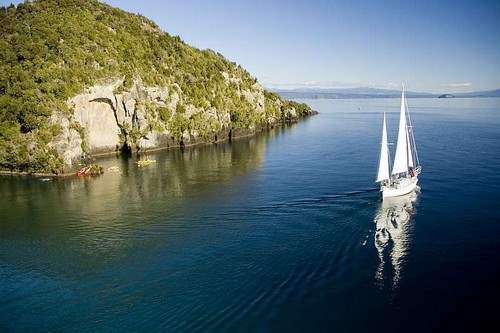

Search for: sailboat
xmin=376 ymin=85 xmax=421 ymax=198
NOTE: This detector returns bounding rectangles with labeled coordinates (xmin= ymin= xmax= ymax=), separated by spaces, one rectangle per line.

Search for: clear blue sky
xmin=3 ymin=0 xmax=500 ymax=92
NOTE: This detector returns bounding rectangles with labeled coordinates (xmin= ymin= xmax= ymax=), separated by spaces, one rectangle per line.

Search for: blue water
xmin=1 ymin=98 xmax=500 ymax=332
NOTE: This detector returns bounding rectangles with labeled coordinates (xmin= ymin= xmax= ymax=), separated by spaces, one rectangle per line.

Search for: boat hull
xmin=382 ymin=177 xmax=418 ymax=198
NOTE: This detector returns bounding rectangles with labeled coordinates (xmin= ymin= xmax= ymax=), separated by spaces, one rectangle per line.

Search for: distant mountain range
xmin=272 ymin=87 xmax=500 ymax=99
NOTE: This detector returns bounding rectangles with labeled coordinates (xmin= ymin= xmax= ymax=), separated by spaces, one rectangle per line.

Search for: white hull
xmin=381 ymin=177 xmax=418 ymax=198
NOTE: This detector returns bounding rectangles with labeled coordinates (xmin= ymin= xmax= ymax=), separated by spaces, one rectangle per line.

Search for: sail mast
xmin=405 ymin=95 xmax=419 ymax=167
xmin=376 ymin=112 xmax=390 ymax=182
xmin=391 ymin=85 xmax=409 ymax=175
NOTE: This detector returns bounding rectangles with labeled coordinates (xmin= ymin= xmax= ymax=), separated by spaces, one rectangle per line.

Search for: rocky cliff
xmin=0 ymin=0 xmax=314 ymax=174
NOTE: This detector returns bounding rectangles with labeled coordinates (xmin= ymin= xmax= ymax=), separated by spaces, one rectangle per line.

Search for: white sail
xmin=376 ymin=112 xmax=390 ymax=182
xmin=405 ymin=95 xmax=418 ymax=168
xmin=392 ymin=88 xmax=409 ymax=175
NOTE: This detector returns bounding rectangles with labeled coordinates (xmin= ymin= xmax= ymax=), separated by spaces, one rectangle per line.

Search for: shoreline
xmin=0 ymin=113 xmax=317 ymax=178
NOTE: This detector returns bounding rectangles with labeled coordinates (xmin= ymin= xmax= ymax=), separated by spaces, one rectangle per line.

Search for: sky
xmin=3 ymin=0 xmax=500 ymax=93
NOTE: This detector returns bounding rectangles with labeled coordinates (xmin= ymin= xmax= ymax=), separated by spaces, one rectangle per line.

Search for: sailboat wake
xmin=267 ymin=188 xmax=380 ymax=209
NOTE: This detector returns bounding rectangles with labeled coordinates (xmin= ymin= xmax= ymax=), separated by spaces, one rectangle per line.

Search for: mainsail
xmin=392 ymin=88 xmax=409 ymax=175
xmin=376 ymin=112 xmax=390 ymax=182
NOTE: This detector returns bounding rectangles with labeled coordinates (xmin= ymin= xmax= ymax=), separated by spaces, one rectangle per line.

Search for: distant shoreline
xmin=273 ymin=87 xmax=500 ymax=100
xmin=277 ymin=94 xmax=500 ymax=100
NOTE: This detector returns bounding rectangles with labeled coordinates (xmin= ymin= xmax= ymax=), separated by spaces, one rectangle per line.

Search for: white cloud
xmin=446 ymin=82 xmax=472 ymax=88
xmin=262 ymin=80 xmax=366 ymax=90
xmin=384 ymin=82 xmax=401 ymax=89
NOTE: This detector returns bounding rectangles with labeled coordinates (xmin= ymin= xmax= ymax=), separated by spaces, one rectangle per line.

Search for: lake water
xmin=1 ymin=98 xmax=500 ymax=332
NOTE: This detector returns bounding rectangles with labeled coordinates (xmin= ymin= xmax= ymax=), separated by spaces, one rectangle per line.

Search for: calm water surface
xmin=1 ymin=98 xmax=500 ymax=332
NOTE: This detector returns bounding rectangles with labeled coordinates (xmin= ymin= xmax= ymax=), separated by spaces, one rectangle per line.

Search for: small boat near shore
xmin=137 ymin=159 xmax=156 ymax=167
xmin=77 ymin=166 xmax=91 ymax=176
xmin=76 ymin=164 xmax=104 ymax=176
xmin=376 ymin=85 xmax=421 ymax=199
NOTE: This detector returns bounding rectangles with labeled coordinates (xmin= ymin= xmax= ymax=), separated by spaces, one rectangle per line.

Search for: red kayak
xmin=76 ymin=166 xmax=91 ymax=176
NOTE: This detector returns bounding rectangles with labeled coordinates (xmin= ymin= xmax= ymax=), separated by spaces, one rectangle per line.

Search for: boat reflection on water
xmin=374 ymin=189 xmax=419 ymax=289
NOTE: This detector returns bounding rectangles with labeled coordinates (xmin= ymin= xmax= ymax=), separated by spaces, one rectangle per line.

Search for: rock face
xmin=51 ymin=77 xmax=310 ymax=169
xmin=71 ymin=82 xmax=121 ymax=152
xmin=49 ymin=113 xmax=83 ymax=168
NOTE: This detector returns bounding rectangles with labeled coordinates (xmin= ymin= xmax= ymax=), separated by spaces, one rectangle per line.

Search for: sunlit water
xmin=1 ymin=98 xmax=500 ymax=331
